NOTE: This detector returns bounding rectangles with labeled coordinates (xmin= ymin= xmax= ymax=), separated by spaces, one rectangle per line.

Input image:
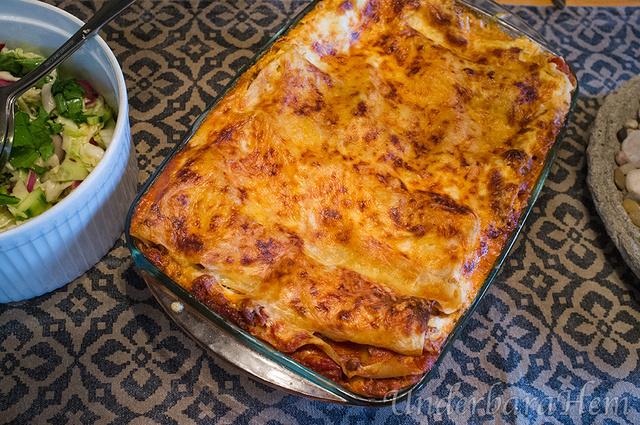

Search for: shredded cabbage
xmin=0 ymin=45 xmax=115 ymax=232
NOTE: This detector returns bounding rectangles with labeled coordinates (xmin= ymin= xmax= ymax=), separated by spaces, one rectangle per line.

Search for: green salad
xmin=0 ymin=44 xmax=115 ymax=232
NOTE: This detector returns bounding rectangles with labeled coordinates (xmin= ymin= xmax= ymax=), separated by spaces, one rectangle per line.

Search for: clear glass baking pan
xmin=125 ymin=0 xmax=578 ymax=406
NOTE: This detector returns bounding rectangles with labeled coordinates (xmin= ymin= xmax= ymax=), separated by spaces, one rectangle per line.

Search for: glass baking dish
xmin=125 ymin=0 xmax=578 ymax=406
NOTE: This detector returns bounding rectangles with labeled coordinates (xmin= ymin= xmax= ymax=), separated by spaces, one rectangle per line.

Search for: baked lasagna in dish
xmin=130 ymin=0 xmax=575 ymax=397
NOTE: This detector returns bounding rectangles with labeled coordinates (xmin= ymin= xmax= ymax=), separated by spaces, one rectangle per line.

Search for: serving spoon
xmin=0 ymin=0 xmax=137 ymax=171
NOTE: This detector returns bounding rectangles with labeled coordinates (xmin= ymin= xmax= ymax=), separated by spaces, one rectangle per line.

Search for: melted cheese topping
xmin=130 ymin=0 xmax=575 ymax=397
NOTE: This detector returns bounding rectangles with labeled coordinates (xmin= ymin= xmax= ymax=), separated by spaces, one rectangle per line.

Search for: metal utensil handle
xmin=5 ymin=0 xmax=137 ymax=100
xmin=0 ymin=105 xmax=13 ymax=168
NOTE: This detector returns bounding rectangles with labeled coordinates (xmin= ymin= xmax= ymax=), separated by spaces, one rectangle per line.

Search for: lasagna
xmin=130 ymin=0 xmax=575 ymax=397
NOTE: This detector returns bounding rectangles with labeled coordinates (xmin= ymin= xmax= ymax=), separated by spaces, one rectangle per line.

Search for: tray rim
xmin=125 ymin=0 xmax=579 ymax=406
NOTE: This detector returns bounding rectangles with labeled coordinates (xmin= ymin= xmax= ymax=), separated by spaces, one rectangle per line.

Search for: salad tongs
xmin=0 ymin=0 xmax=137 ymax=171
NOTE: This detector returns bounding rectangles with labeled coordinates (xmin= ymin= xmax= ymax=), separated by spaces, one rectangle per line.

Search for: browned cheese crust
xmin=130 ymin=0 xmax=575 ymax=397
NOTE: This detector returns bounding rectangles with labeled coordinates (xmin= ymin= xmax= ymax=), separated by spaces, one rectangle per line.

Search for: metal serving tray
xmin=125 ymin=0 xmax=578 ymax=406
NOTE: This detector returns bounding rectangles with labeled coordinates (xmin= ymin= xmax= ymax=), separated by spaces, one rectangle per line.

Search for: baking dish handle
xmin=143 ymin=271 xmax=353 ymax=403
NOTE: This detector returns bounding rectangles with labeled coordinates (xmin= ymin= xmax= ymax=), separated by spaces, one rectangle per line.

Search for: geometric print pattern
xmin=1 ymin=1 xmax=640 ymax=424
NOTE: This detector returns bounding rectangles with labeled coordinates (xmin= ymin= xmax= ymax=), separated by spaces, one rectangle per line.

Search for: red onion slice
xmin=26 ymin=170 xmax=36 ymax=192
xmin=78 ymin=80 xmax=98 ymax=101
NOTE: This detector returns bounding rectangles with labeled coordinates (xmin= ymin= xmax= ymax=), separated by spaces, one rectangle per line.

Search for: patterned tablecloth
xmin=2 ymin=1 xmax=640 ymax=424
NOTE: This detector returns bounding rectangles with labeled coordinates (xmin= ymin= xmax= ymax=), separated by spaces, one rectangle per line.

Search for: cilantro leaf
xmin=8 ymin=145 xmax=39 ymax=168
xmin=52 ymin=79 xmax=85 ymax=100
xmin=0 ymin=54 xmax=42 ymax=77
xmin=30 ymin=163 xmax=49 ymax=176
xmin=29 ymin=108 xmax=55 ymax=161
xmin=52 ymin=79 xmax=87 ymax=122
xmin=12 ymin=111 xmax=32 ymax=148
xmin=15 ymin=57 xmax=42 ymax=75
xmin=49 ymin=121 xmax=63 ymax=134
xmin=8 ymin=108 xmax=57 ymax=168
xmin=0 ymin=54 xmax=22 ymax=76
xmin=0 ymin=193 xmax=20 ymax=206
